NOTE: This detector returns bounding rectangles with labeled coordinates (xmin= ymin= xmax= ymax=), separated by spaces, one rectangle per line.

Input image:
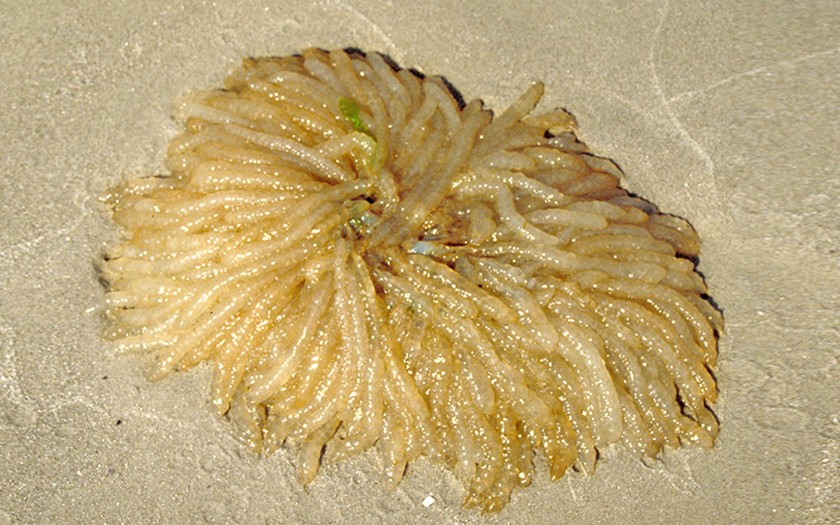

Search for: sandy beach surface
xmin=1 ymin=1 xmax=837 ymax=523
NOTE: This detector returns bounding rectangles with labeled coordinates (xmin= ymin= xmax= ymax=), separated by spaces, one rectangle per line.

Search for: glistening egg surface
xmin=100 ymin=48 xmax=722 ymax=512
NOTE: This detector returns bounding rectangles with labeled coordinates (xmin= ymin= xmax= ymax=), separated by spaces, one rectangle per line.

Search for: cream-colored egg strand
xmin=101 ymin=48 xmax=721 ymax=512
